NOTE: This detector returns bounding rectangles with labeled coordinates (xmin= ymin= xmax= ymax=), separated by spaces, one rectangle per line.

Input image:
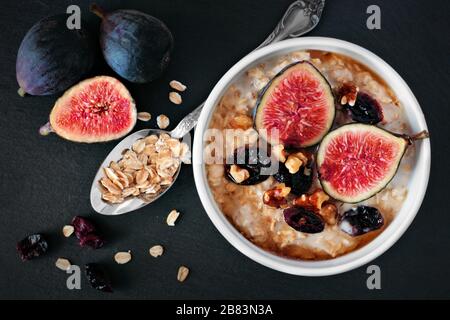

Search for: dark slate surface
xmin=0 ymin=0 xmax=449 ymax=299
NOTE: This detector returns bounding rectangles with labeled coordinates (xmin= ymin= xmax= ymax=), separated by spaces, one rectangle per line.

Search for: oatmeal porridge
xmin=205 ymin=50 xmax=417 ymax=260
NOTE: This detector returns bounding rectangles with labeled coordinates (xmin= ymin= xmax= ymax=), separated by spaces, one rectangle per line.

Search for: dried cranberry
xmin=339 ymin=206 xmax=384 ymax=236
xmin=346 ymin=92 xmax=383 ymax=125
xmin=283 ymin=207 xmax=324 ymax=233
xmin=273 ymin=161 xmax=313 ymax=195
xmin=17 ymin=234 xmax=48 ymax=261
xmin=72 ymin=216 xmax=96 ymax=235
xmin=71 ymin=216 xmax=105 ymax=249
xmin=78 ymin=233 xmax=105 ymax=249
xmin=85 ymin=263 xmax=112 ymax=292
xmin=225 ymin=145 xmax=272 ymax=185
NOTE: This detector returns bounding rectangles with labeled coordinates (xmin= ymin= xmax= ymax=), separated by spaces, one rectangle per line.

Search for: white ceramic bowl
xmin=192 ymin=37 xmax=430 ymax=276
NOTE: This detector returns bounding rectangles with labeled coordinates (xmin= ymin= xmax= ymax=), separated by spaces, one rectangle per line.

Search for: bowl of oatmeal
xmin=192 ymin=37 xmax=430 ymax=276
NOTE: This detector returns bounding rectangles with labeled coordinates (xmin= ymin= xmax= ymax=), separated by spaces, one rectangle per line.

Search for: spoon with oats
xmin=90 ymin=0 xmax=326 ymax=215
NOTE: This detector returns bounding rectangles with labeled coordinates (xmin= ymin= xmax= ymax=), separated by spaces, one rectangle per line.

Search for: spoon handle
xmin=170 ymin=102 xmax=205 ymax=139
xmin=169 ymin=0 xmax=325 ymax=139
xmin=256 ymin=0 xmax=325 ymax=49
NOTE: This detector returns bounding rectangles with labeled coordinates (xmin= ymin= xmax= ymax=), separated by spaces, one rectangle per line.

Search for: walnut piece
xmin=284 ymin=152 xmax=308 ymax=174
xmin=229 ymin=165 xmax=250 ymax=183
xmin=338 ymin=83 xmax=359 ymax=106
xmin=292 ymin=189 xmax=330 ymax=211
xmin=263 ymin=183 xmax=291 ymax=208
xmin=319 ymin=203 xmax=338 ymax=225
xmin=272 ymin=144 xmax=287 ymax=163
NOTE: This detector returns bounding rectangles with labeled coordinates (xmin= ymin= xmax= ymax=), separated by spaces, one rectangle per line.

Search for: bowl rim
xmin=192 ymin=37 xmax=431 ymax=276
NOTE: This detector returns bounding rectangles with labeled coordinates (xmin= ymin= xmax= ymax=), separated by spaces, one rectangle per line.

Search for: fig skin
xmin=91 ymin=4 xmax=174 ymax=83
xmin=16 ymin=14 xmax=95 ymax=96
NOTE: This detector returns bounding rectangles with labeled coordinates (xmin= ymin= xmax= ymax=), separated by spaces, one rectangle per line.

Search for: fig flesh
xmin=49 ymin=76 xmax=136 ymax=143
xmin=16 ymin=14 xmax=95 ymax=96
xmin=91 ymin=4 xmax=173 ymax=83
xmin=254 ymin=61 xmax=335 ymax=148
xmin=317 ymin=123 xmax=427 ymax=203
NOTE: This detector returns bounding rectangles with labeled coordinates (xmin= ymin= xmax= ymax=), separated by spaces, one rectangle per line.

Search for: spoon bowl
xmin=90 ymin=128 xmax=181 ymax=215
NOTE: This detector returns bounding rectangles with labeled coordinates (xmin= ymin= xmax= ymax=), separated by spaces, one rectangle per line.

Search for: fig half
xmin=317 ymin=123 xmax=428 ymax=203
xmin=49 ymin=76 xmax=136 ymax=143
xmin=254 ymin=61 xmax=335 ymax=148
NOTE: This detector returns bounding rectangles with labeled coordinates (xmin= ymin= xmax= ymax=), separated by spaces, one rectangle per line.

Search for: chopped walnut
xmin=272 ymin=144 xmax=287 ymax=163
xmin=319 ymin=203 xmax=338 ymax=225
xmin=338 ymin=83 xmax=359 ymax=106
xmin=229 ymin=165 xmax=250 ymax=183
xmin=263 ymin=183 xmax=291 ymax=208
xmin=284 ymin=152 xmax=308 ymax=174
xmin=309 ymin=189 xmax=330 ymax=209
xmin=292 ymin=189 xmax=330 ymax=212
xmin=285 ymin=156 xmax=301 ymax=174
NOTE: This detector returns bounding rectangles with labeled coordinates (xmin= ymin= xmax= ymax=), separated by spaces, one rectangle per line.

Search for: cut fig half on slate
xmin=49 ymin=76 xmax=137 ymax=143
xmin=254 ymin=61 xmax=335 ymax=148
xmin=317 ymin=123 xmax=429 ymax=203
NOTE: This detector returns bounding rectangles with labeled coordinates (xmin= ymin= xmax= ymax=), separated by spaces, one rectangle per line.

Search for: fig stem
xmin=17 ymin=87 xmax=26 ymax=97
xmin=403 ymin=130 xmax=429 ymax=145
xmin=90 ymin=3 xmax=105 ymax=19
xmin=39 ymin=122 xmax=54 ymax=136
xmin=411 ymin=130 xmax=429 ymax=141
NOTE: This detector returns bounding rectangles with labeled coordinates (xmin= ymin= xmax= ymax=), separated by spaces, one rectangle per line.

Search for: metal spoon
xmin=90 ymin=0 xmax=326 ymax=215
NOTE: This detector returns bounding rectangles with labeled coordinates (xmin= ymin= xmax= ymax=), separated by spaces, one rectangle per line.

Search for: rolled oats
xmin=132 ymin=139 xmax=146 ymax=154
xmin=170 ymin=80 xmax=187 ymax=92
xmin=149 ymin=245 xmax=164 ymax=257
xmin=100 ymin=177 xmax=122 ymax=195
xmin=144 ymin=134 xmax=159 ymax=145
xmin=166 ymin=209 xmax=180 ymax=226
xmin=169 ymin=91 xmax=182 ymax=104
xmin=62 ymin=225 xmax=74 ymax=237
xmin=229 ymin=114 xmax=253 ymax=129
xmin=135 ymin=168 xmax=149 ymax=185
xmin=102 ymin=192 xmax=124 ymax=203
xmin=55 ymin=258 xmax=71 ymax=271
xmin=157 ymin=114 xmax=170 ymax=129
xmin=179 ymin=143 xmax=191 ymax=164
xmin=114 ymin=251 xmax=132 ymax=264
xmin=122 ymin=187 xmax=138 ymax=198
xmin=137 ymin=112 xmax=152 ymax=122
xmin=177 ymin=265 xmax=189 ymax=282
xmin=99 ymin=132 xmax=189 ymax=204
